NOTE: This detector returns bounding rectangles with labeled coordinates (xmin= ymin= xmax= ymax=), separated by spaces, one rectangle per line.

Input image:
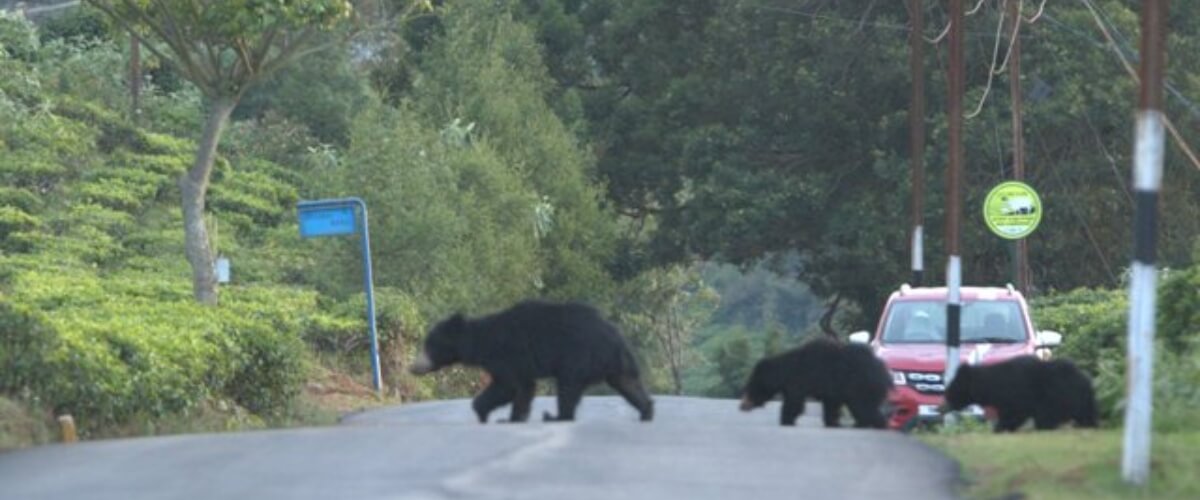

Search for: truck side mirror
xmin=1036 ymin=330 xmax=1062 ymax=347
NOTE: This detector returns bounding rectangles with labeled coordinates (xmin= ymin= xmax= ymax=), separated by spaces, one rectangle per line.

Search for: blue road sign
xmin=296 ymin=198 xmax=382 ymax=394
xmin=298 ymin=205 xmax=357 ymax=238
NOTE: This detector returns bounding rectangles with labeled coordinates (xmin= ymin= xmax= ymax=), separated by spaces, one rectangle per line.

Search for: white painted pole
xmin=1121 ymin=0 xmax=1167 ymax=485
xmin=1122 ymin=111 xmax=1164 ymax=485
xmin=945 ymin=256 xmax=962 ymax=385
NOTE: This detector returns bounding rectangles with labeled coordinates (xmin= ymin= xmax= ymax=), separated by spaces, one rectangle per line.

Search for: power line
xmin=1076 ymin=0 xmax=1200 ymax=173
xmin=751 ymin=3 xmax=1037 ymax=40
xmin=1082 ymin=0 xmax=1200 ymax=121
xmin=1 ymin=0 xmax=80 ymax=16
xmin=1040 ymin=10 xmax=1200 ymax=121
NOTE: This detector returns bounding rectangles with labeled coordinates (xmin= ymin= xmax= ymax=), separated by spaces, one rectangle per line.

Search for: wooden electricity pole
xmin=909 ymin=0 xmax=926 ymax=286
xmin=944 ymin=0 xmax=965 ymax=387
xmin=1007 ymin=0 xmax=1030 ymax=294
xmin=1122 ymin=0 xmax=1168 ymax=486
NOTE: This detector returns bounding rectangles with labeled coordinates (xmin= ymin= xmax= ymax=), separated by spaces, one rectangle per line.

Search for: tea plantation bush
xmin=0 ymin=275 xmax=318 ymax=431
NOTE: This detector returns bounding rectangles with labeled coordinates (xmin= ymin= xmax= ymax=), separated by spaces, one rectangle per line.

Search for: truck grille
xmin=906 ymin=372 xmax=945 ymax=394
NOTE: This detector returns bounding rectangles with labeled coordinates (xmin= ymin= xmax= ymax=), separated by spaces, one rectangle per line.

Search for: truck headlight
xmin=891 ymin=370 xmax=906 ymax=385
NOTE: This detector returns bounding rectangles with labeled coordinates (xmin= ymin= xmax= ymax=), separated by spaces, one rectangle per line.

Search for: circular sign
xmin=983 ymin=181 xmax=1042 ymax=239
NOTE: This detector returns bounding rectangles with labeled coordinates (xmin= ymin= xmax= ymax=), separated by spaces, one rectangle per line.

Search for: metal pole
xmin=909 ymin=0 xmax=926 ymax=286
xmin=1122 ymin=0 xmax=1167 ymax=486
xmin=1007 ymin=0 xmax=1029 ymax=294
xmin=355 ymin=199 xmax=383 ymax=395
xmin=944 ymin=0 xmax=964 ymax=390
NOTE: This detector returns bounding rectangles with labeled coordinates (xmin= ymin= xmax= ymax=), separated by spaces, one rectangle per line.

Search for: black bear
xmin=739 ymin=338 xmax=892 ymax=428
xmin=942 ymin=356 xmax=1098 ymax=432
xmin=409 ymin=300 xmax=654 ymax=423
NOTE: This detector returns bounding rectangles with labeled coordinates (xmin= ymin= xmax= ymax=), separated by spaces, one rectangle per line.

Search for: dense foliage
xmin=1032 ymin=259 xmax=1200 ymax=429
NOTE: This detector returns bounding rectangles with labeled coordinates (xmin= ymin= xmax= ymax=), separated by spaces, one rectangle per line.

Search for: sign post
xmin=983 ymin=181 xmax=1043 ymax=240
xmin=297 ymin=198 xmax=381 ymax=395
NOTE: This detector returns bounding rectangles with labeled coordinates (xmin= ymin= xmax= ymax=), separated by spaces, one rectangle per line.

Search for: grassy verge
xmin=1 ymin=364 xmax=397 ymax=450
xmin=922 ymin=429 xmax=1200 ymax=499
xmin=0 ymin=396 xmax=54 ymax=450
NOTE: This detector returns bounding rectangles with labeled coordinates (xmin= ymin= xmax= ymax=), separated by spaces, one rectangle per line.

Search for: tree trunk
xmin=181 ymin=97 xmax=237 ymax=305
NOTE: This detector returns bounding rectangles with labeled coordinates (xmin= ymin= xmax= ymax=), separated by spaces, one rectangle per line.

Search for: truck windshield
xmin=880 ymin=300 xmax=1027 ymax=344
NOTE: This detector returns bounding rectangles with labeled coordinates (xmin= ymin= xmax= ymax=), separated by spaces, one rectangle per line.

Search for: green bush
xmin=1035 ymin=267 xmax=1200 ymax=429
xmin=0 ymin=206 xmax=39 ymax=240
xmin=0 ymin=187 xmax=42 ymax=213
xmin=1093 ymin=341 xmax=1200 ymax=431
xmin=1159 ymin=265 xmax=1200 ymax=353
xmin=1 ymin=270 xmax=317 ymax=432
xmin=1032 ymin=287 xmax=1126 ymax=375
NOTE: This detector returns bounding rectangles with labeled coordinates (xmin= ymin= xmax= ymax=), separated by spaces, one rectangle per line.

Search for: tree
xmin=83 ymin=0 xmax=357 ymax=304
xmin=616 ymin=265 xmax=718 ymax=395
xmin=303 ymin=2 xmax=620 ymax=316
xmin=526 ymin=0 xmax=1200 ymax=327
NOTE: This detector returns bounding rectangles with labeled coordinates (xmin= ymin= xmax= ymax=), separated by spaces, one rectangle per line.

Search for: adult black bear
xmin=942 ymin=356 xmax=1098 ymax=432
xmin=409 ymin=300 xmax=654 ymax=423
xmin=739 ymin=338 xmax=892 ymax=428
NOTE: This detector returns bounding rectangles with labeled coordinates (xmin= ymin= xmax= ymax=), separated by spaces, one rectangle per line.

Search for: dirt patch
xmin=303 ymin=367 xmax=390 ymax=415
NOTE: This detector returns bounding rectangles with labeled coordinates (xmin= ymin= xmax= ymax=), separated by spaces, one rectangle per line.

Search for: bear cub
xmin=740 ymin=338 xmax=892 ymax=428
xmin=410 ymin=300 xmax=654 ymax=423
xmin=942 ymin=355 xmax=1098 ymax=432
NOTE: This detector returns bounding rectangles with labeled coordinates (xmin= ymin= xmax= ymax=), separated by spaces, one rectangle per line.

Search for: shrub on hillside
xmin=0 ymin=272 xmax=318 ymax=432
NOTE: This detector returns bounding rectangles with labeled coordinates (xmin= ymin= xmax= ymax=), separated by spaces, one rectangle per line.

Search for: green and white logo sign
xmin=983 ymin=181 xmax=1042 ymax=239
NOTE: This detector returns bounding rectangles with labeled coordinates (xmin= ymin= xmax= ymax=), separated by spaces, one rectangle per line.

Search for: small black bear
xmin=740 ymin=338 xmax=892 ymax=428
xmin=410 ymin=300 xmax=654 ymax=423
xmin=942 ymin=355 xmax=1098 ymax=432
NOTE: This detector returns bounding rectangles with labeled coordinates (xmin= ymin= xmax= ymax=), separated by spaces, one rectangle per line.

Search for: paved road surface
xmin=0 ymin=396 xmax=959 ymax=500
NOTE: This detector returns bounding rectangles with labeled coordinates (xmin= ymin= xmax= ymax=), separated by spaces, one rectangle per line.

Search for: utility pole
xmin=1007 ymin=0 xmax=1030 ymax=294
xmin=909 ymin=0 xmax=926 ymax=286
xmin=1122 ymin=0 xmax=1167 ymax=486
xmin=944 ymin=0 xmax=965 ymax=390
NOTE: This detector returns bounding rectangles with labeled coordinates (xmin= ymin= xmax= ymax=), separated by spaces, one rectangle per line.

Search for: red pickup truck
xmin=849 ymin=284 xmax=1062 ymax=431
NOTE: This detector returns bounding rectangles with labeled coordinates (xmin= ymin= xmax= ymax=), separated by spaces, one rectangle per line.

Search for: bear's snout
xmin=739 ymin=396 xmax=755 ymax=412
xmin=409 ymin=352 xmax=435 ymax=375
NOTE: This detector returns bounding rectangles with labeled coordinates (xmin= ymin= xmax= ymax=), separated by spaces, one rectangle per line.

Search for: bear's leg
xmin=543 ymin=380 xmax=585 ymax=422
xmin=472 ymin=383 xmax=515 ymax=424
xmin=993 ymin=412 xmax=1027 ymax=433
xmin=821 ymin=400 xmax=843 ymax=428
xmin=508 ymin=379 xmax=537 ymax=423
xmin=1074 ymin=390 xmax=1099 ymax=428
xmin=779 ymin=393 xmax=806 ymax=426
xmin=847 ymin=400 xmax=887 ymax=429
xmin=607 ymin=374 xmax=654 ymax=422
xmin=1033 ymin=413 xmax=1062 ymax=430
xmin=1032 ymin=402 xmax=1066 ymax=431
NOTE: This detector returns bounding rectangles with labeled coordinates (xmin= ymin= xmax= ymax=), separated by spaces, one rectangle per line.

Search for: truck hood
xmin=874 ymin=342 xmax=1033 ymax=372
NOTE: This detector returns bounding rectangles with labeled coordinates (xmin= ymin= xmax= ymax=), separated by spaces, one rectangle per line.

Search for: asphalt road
xmin=0 ymin=396 xmax=959 ymax=500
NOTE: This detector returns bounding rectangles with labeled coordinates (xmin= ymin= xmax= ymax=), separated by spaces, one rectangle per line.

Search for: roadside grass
xmin=0 ymin=396 xmax=54 ymax=450
xmin=922 ymin=429 xmax=1200 ymax=499
xmin=1 ymin=363 xmax=398 ymax=449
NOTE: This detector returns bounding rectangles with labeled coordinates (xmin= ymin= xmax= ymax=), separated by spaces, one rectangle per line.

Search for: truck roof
xmin=889 ymin=285 xmax=1025 ymax=302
